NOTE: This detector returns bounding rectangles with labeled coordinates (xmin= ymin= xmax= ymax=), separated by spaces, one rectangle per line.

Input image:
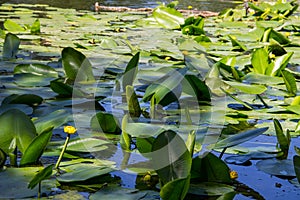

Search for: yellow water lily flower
xmin=165 ymin=56 xmax=171 ymax=61
xmin=230 ymin=170 xmax=238 ymax=179
xmin=188 ymin=5 xmax=193 ymax=10
xmin=64 ymin=126 xmax=77 ymax=134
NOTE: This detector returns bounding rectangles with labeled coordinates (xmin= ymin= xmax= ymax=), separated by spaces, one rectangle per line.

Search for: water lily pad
xmin=90 ymin=185 xmax=147 ymax=200
xmin=0 ymin=167 xmax=42 ymax=198
xmin=256 ymin=159 xmax=296 ymax=177
xmin=64 ymin=138 xmax=110 ymax=153
xmin=57 ymin=165 xmax=115 ymax=183
xmin=188 ymin=182 xmax=234 ymax=196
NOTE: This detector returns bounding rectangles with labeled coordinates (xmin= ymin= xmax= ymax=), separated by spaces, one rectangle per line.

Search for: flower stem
xmin=55 ymin=134 xmax=70 ymax=170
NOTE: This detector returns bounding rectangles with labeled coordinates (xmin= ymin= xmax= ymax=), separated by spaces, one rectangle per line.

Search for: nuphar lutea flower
xmin=64 ymin=126 xmax=77 ymax=134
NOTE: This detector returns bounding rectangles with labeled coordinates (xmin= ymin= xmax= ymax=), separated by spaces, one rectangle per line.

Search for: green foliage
xmin=28 ymin=164 xmax=54 ymax=189
xmin=191 ymin=153 xmax=232 ymax=183
xmin=61 ymin=47 xmax=95 ymax=82
xmin=126 ymin=85 xmax=141 ymax=118
xmin=90 ymin=112 xmax=121 ymax=134
xmin=0 ymin=109 xmax=36 ymax=155
xmin=142 ymin=67 xmax=187 ymax=107
xmin=3 ymin=33 xmax=20 ymax=59
xmin=152 ymin=5 xmax=184 ymax=29
xmin=3 ymin=19 xmax=25 ymax=32
xmin=273 ymin=119 xmax=291 ymax=159
xmin=293 ymin=155 xmax=300 ymax=184
xmin=181 ymin=16 xmax=205 ymax=36
xmin=152 ymin=130 xmax=192 ymax=186
xmin=213 ymin=127 xmax=269 ymax=149
xmin=122 ymin=52 xmax=140 ymax=90
xmin=20 ymin=127 xmax=53 ymax=166
xmin=2 ymin=94 xmax=43 ymax=106
xmin=30 ymin=19 xmax=41 ymax=34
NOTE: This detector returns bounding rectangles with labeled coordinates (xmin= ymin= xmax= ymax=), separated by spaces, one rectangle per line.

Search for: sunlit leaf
xmin=120 ymin=115 xmax=132 ymax=151
xmin=281 ymin=70 xmax=297 ymax=96
xmin=224 ymin=81 xmax=267 ymax=95
xmin=160 ymin=176 xmax=190 ymax=200
xmin=152 ymin=130 xmax=192 ymax=185
xmin=30 ymin=19 xmax=40 ymax=34
xmin=126 ymin=85 xmax=141 ymax=118
xmin=57 ymin=165 xmax=114 ymax=183
xmin=0 ymin=109 xmax=36 ymax=154
xmin=20 ymin=127 xmax=53 ymax=166
xmin=90 ymin=112 xmax=121 ymax=134
xmin=153 ymin=6 xmax=184 ymax=29
xmin=4 ymin=19 xmax=25 ymax=32
xmin=122 ymin=52 xmax=140 ymax=90
xmin=14 ymin=63 xmax=58 ymax=77
xmin=65 ymin=138 xmax=110 ymax=153
xmin=191 ymin=153 xmax=231 ymax=183
xmin=182 ymin=74 xmax=211 ymax=101
xmin=142 ymin=68 xmax=187 ymax=106
xmin=271 ymin=52 xmax=294 ymax=76
xmin=62 ymin=47 xmax=95 ymax=82
xmin=34 ymin=109 xmax=70 ymax=134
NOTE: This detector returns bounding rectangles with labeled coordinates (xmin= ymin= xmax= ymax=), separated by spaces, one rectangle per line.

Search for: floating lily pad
xmin=0 ymin=167 xmax=43 ymax=199
xmin=256 ymin=159 xmax=296 ymax=177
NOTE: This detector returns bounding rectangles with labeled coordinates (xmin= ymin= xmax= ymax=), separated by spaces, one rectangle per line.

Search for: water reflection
xmin=0 ymin=0 xmax=242 ymax=12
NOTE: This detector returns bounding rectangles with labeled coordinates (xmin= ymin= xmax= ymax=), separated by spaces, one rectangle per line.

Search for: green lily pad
xmin=57 ymin=164 xmax=115 ymax=183
xmin=0 ymin=167 xmax=42 ymax=198
xmin=256 ymin=159 xmax=296 ymax=177
xmin=64 ymin=138 xmax=110 ymax=153
xmin=90 ymin=185 xmax=147 ymax=200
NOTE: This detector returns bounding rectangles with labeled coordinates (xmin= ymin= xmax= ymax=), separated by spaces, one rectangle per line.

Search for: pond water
xmin=0 ymin=0 xmax=242 ymax=12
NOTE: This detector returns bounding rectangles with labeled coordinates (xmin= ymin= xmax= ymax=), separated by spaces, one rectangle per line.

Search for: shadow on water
xmin=0 ymin=0 xmax=242 ymax=12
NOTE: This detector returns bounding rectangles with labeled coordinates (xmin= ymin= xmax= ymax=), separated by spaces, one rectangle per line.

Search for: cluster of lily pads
xmin=0 ymin=0 xmax=300 ymax=199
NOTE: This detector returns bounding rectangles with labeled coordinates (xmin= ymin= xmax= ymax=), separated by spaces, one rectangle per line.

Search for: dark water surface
xmin=0 ymin=0 xmax=242 ymax=12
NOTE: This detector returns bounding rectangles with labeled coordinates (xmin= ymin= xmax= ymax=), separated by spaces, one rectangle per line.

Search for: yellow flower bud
xmin=64 ymin=126 xmax=77 ymax=134
xmin=284 ymin=32 xmax=290 ymax=37
xmin=269 ymin=53 xmax=276 ymax=59
xmin=165 ymin=56 xmax=171 ymax=61
xmin=143 ymin=171 xmax=152 ymax=182
xmin=230 ymin=170 xmax=238 ymax=179
xmin=188 ymin=5 xmax=193 ymax=10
